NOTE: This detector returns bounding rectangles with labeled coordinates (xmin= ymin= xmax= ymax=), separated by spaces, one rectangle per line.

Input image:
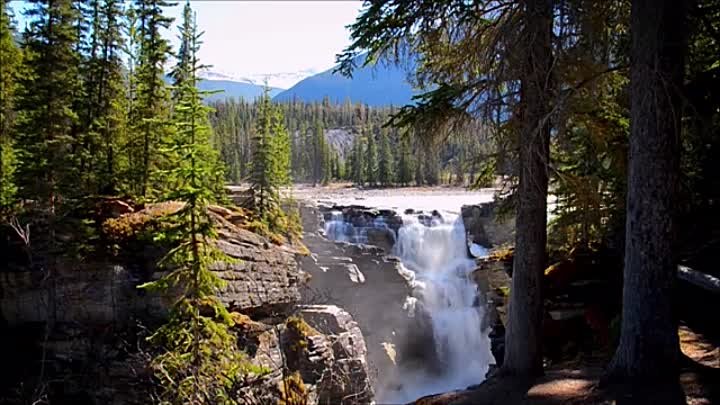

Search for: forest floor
xmin=412 ymin=324 xmax=719 ymax=405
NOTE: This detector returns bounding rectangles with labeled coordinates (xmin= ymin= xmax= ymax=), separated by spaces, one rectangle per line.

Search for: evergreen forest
xmin=0 ymin=0 xmax=718 ymax=405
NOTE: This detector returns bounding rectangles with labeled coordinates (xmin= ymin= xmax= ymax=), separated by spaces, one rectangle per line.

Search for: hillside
xmin=198 ymin=79 xmax=284 ymax=102
xmin=164 ymin=74 xmax=284 ymax=102
xmin=273 ymin=55 xmax=416 ymax=106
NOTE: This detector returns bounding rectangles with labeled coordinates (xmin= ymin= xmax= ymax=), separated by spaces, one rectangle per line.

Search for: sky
xmin=10 ymin=1 xmax=364 ymax=89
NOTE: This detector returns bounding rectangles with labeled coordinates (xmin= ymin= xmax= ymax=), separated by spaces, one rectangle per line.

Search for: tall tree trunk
xmin=609 ymin=0 xmax=687 ymax=381
xmin=502 ymin=0 xmax=554 ymax=376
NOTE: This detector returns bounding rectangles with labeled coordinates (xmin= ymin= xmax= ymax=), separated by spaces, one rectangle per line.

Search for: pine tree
xmin=0 ymin=0 xmax=20 ymax=211
xmin=364 ymin=130 xmax=378 ymax=186
xmin=377 ymin=127 xmax=394 ymax=186
xmin=169 ymin=1 xmax=191 ymax=101
xmin=350 ymin=135 xmax=363 ymax=186
xmin=16 ymin=0 xmax=82 ymax=213
xmin=311 ymin=120 xmax=325 ymax=185
xmin=248 ymin=86 xmax=292 ymax=231
xmin=131 ymin=0 xmax=173 ymax=198
xmin=140 ymin=8 xmax=247 ymax=404
xmin=397 ymin=136 xmax=413 ymax=186
xmin=609 ymin=0 xmax=688 ymax=383
xmin=249 ymin=88 xmax=277 ymax=218
xmin=270 ymin=99 xmax=291 ymax=188
xmin=337 ymin=153 xmax=346 ymax=180
xmin=322 ymin=138 xmax=331 ymax=185
xmin=80 ymin=0 xmax=126 ymax=194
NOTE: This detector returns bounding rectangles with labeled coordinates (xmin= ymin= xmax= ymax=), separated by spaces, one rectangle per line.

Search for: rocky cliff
xmin=0 ymin=203 xmax=373 ymax=405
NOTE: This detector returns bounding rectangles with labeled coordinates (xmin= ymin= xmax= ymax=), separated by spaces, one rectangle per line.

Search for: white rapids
xmin=323 ymin=208 xmax=495 ymax=403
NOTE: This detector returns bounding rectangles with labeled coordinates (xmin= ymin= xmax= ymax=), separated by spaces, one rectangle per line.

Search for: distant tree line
xmin=209 ymin=97 xmax=495 ymax=187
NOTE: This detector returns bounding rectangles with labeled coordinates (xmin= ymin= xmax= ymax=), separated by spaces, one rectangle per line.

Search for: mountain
xmin=164 ymin=73 xmax=284 ymax=102
xmin=198 ymin=79 xmax=283 ymax=102
xmin=273 ymin=55 xmax=416 ymax=107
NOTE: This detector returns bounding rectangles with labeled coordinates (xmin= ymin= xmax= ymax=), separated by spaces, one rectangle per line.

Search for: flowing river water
xmin=313 ymin=190 xmax=497 ymax=403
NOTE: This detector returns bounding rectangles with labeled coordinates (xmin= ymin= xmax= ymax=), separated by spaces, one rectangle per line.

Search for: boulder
xmin=300 ymin=305 xmax=374 ymax=405
xmin=461 ymin=201 xmax=514 ymax=248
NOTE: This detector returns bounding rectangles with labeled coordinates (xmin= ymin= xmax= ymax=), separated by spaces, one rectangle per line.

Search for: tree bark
xmin=502 ymin=0 xmax=554 ymax=376
xmin=609 ymin=0 xmax=688 ymax=382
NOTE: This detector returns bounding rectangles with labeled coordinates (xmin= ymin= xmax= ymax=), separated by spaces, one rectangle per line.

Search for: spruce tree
xmin=364 ymin=130 xmax=378 ymax=186
xmin=249 ymin=88 xmax=276 ymax=217
xmin=16 ymin=0 xmax=82 ymax=213
xmin=270 ymin=99 xmax=291 ymax=188
xmin=140 ymin=8 xmax=247 ymax=404
xmin=322 ymin=138 xmax=331 ymax=185
xmin=80 ymin=0 xmax=126 ymax=194
xmin=0 ymin=0 xmax=20 ymax=211
xmin=169 ymin=1 xmax=191 ymax=101
xmin=350 ymin=135 xmax=363 ymax=186
xmin=397 ymin=136 xmax=413 ymax=186
xmin=248 ymin=87 xmax=291 ymax=231
xmin=377 ymin=127 xmax=394 ymax=186
xmin=311 ymin=120 xmax=328 ymax=186
xmin=131 ymin=0 xmax=173 ymax=198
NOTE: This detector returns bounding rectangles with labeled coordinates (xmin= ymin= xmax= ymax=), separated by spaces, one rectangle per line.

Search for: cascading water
xmin=322 ymin=208 xmax=494 ymax=403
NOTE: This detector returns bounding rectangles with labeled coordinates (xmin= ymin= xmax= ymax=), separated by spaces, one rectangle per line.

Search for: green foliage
xmin=170 ymin=1 xmax=192 ymax=101
xmin=377 ymin=127 xmax=394 ymax=186
xmin=249 ymin=87 xmax=287 ymax=219
xmin=0 ymin=0 xmax=19 ymax=213
xmin=350 ymin=135 xmax=364 ymax=185
xmin=139 ymin=9 xmax=248 ymax=405
xmin=15 ymin=0 xmax=83 ymax=211
xmin=78 ymin=0 xmax=128 ymax=194
xmin=311 ymin=120 xmax=328 ymax=185
xmin=209 ymin=98 xmax=488 ymax=187
xmin=129 ymin=0 xmax=174 ymax=199
xmin=396 ymin=135 xmax=414 ymax=186
xmin=246 ymin=87 xmax=303 ymax=241
xmin=363 ymin=129 xmax=378 ymax=186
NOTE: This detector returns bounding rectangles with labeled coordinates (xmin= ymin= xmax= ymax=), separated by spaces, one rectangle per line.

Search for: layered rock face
xmin=0 ymin=205 xmax=373 ymax=405
xmin=237 ymin=306 xmax=373 ymax=405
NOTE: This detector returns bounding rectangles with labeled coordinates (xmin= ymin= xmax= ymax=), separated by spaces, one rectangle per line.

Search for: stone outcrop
xmin=461 ymin=201 xmax=514 ymax=249
xmin=300 ymin=305 xmax=374 ymax=404
xmin=472 ymin=257 xmax=512 ymax=366
xmin=1 ymin=210 xmax=307 ymax=325
xmin=235 ymin=305 xmax=374 ymax=405
xmin=0 ymin=204 xmax=373 ymax=405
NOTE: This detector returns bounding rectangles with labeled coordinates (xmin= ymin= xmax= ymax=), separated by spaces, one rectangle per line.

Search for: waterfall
xmin=322 ymin=208 xmax=494 ymax=403
xmin=386 ymin=213 xmax=494 ymax=402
